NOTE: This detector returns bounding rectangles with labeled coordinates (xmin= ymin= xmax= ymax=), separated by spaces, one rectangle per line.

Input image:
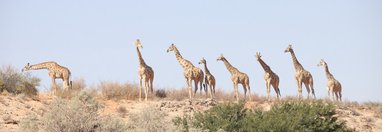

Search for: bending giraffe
xmin=22 ymin=61 xmax=72 ymax=95
xmin=217 ymin=54 xmax=251 ymax=102
xmin=318 ymin=59 xmax=342 ymax=101
xmin=284 ymin=44 xmax=316 ymax=99
xmin=135 ymin=39 xmax=154 ymax=101
xmin=167 ymin=44 xmax=204 ymax=99
xmin=255 ymin=52 xmax=281 ymax=100
xmin=199 ymin=57 xmax=216 ymax=98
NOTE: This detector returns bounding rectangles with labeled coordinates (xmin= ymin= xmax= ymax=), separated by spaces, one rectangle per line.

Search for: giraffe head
xmin=199 ymin=57 xmax=206 ymax=64
xmin=216 ymin=54 xmax=225 ymax=61
xmin=22 ymin=63 xmax=31 ymax=72
xmin=255 ymin=52 xmax=262 ymax=61
xmin=135 ymin=39 xmax=143 ymax=49
xmin=166 ymin=43 xmax=176 ymax=53
xmin=317 ymin=59 xmax=327 ymax=67
xmin=284 ymin=44 xmax=293 ymax=53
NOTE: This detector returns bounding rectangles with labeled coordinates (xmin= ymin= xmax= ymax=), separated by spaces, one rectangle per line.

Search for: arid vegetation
xmin=0 ymin=65 xmax=381 ymax=131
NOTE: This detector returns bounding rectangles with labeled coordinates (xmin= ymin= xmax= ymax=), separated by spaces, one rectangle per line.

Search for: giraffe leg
xmin=232 ymin=83 xmax=237 ymax=101
xmin=310 ymin=82 xmax=316 ymax=99
xmin=272 ymin=81 xmax=281 ymax=99
xmin=304 ymin=83 xmax=311 ymax=100
xmin=145 ymin=79 xmax=149 ymax=101
xmin=339 ymin=91 xmax=342 ymax=102
xmin=213 ymin=84 xmax=216 ymax=95
xmin=200 ymin=80 xmax=204 ymax=97
xmin=208 ymin=84 xmax=213 ymax=99
xmin=242 ymin=83 xmax=247 ymax=100
xmin=51 ymin=77 xmax=57 ymax=96
xmin=235 ymin=83 xmax=239 ymax=102
xmin=266 ymin=80 xmax=271 ymax=101
xmin=149 ymin=77 xmax=154 ymax=94
xmin=247 ymin=84 xmax=252 ymax=101
xmin=139 ymin=77 xmax=143 ymax=101
xmin=202 ymin=80 xmax=207 ymax=97
xmin=187 ymin=79 xmax=192 ymax=99
xmin=193 ymin=80 xmax=199 ymax=97
xmin=327 ymin=87 xmax=331 ymax=100
xmin=297 ymin=80 xmax=303 ymax=99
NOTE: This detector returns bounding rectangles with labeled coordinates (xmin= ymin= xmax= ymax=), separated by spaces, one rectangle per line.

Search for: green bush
xmin=248 ymin=101 xmax=352 ymax=132
xmin=174 ymin=101 xmax=352 ymax=132
xmin=0 ymin=65 xmax=39 ymax=96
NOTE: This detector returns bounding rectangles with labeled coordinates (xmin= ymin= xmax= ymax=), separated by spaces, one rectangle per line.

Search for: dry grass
xmin=53 ymin=78 xmax=87 ymax=99
xmin=99 ymin=81 xmax=141 ymax=100
xmin=116 ymin=105 xmax=128 ymax=117
xmin=363 ymin=102 xmax=382 ymax=118
xmin=126 ymin=105 xmax=178 ymax=131
xmin=165 ymin=88 xmax=190 ymax=101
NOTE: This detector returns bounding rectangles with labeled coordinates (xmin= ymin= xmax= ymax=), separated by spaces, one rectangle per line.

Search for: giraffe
xmin=284 ymin=44 xmax=316 ymax=99
xmin=22 ymin=61 xmax=72 ymax=95
xmin=217 ymin=54 xmax=251 ymax=102
xmin=167 ymin=44 xmax=204 ymax=99
xmin=198 ymin=57 xmax=216 ymax=98
xmin=255 ymin=52 xmax=281 ymax=100
xmin=135 ymin=39 xmax=154 ymax=101
xmin=318 ymin=59 xmax=342 ymax=101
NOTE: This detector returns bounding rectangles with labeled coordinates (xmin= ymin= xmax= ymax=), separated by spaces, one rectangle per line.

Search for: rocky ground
xmin=0 ymin=94 xmax=381 ymax=132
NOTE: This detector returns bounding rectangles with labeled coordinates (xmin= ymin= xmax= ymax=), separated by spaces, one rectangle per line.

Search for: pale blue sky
xmin=1 ymin=0 xmax=381 ymax=102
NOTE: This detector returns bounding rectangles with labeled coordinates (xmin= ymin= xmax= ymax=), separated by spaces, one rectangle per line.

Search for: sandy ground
xmin=0 ymin=94 xmax=381 ymax=132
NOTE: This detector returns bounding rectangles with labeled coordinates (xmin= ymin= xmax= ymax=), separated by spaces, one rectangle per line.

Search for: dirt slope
xmin=0 ymin=94 xmax=381 ymax=132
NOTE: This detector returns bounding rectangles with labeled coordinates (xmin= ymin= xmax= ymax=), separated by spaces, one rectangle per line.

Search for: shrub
xmin=247 ymin=101 xmax=351 ymax=132
xmin=166 ymin=88 xmax=190 ymax=101
xmin=155 ymin=89 xmax=167 ymax=98
xmin=193 ymin=102 xmax=248 ymax=131
xmin=99 ymin=81 xmax=139 ymax=100
xmin=175 ymin=101 xmax=352 ymax=132
xmin=0 ymin=65 xmax=39 ymax=96
xmin=127 ymin=106 xmax=176 ymax=131
xmin=21 ymin=91 xmax=128 ymax=132
xmin=55 ymin=78 xmax=87 ymax=99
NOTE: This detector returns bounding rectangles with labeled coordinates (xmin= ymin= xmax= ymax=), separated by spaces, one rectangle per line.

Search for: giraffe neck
xmin=323 ymin=64 xmax=334 ymax=79
xmin=29 ymin=62 xmax=55 ymax=70
xmin=202 ymin=62 xmax=211 ymax=75
xmin=258 ymin=58 xmax=272 ymax=73
xmin=222 ymin=58 xmax=237 ymax=75
xmin=289 ymin=50 xmax=304 ymax=71
xmin=173 ymin=47 xmax=191 ymax=68
xmin=136 ymin=47 xmax=146 ymax=66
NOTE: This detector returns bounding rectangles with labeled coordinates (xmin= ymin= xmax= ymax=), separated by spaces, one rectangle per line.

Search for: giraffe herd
xmin=21 ymin=40 xmax=343 ymax=102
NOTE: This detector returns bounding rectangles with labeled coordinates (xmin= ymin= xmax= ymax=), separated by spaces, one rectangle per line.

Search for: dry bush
xmin=0 ymin=65 xmax=40 ymax=96
xmin=127 ymin=106 xmax=179 ymax=131
xmin=21 ymin=91 xmax=128 ymax=132
xmin=165 ymin=88 xmax=190 ymax=101
xmin=54 ymin=78 xmax=87 ymax=99
xmin=71 ymin=78 xmax=86 ymax=91
xmin=99 ymin=81 xmax=139 ymax=100
xmin=363 ymin=102 xmax=382 ymax=118
xmin=116 ymin=105 xmax=128 ymax=117
xmin=213 ymin=89 xmax=233 ymax=101
xmin=155 ymin=89 xmax=167 ymax=98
